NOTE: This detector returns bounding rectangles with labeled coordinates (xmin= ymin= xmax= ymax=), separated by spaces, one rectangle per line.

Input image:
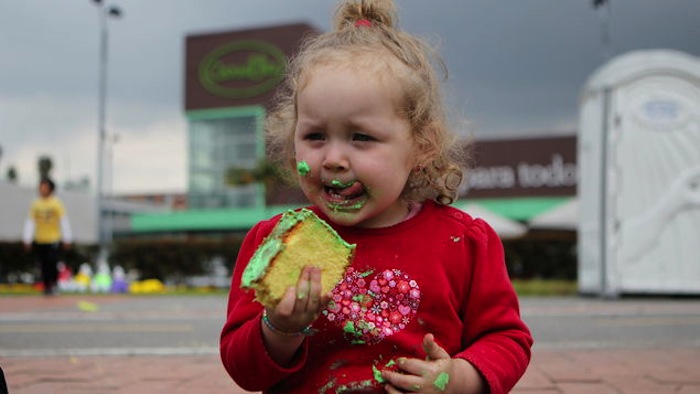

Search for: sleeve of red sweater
xmin=219 ymin=219 xmax=310 ymax=391
xmin=456 ymin=218 xmax=533 ymax=394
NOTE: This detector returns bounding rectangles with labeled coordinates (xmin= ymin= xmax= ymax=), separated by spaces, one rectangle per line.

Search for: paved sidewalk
xmin=1 ymin=294 xmax=699 ymax=393
xmin=514 ymin=348 xmax=700 ymax=393
xmin=3 ymin=348 xmax=700 ymax=394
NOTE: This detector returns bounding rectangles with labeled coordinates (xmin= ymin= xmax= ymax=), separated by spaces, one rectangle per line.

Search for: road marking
xmin=0 ymin=347 xmax=219 ymax=358
xmin=0 ymin=312 xmax=222 ymax=322
xmin=0 ymin=323 xmax=194 ymax=333
xmin=594 ymin=316 xmax=700 ymax=326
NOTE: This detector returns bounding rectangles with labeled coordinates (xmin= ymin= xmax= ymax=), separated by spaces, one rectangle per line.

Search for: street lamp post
xmin=105 ymin=133 xmax=119 ymax=248
xmin=93 ymin=0 xmax=122 ymax=261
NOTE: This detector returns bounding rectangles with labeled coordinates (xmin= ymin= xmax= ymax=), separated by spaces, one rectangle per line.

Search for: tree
xmin=7 ymin=166 xmax=18 ymax=184
xmin=38 ymin=155 xmax=53 ymax=180
xmin=226 ymin=158 xmax=289 ymax=202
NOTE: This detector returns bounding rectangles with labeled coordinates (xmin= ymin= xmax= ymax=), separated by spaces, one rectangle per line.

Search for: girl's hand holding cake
xmin=265 ymin=265 xmax=331 ymax=336
xmin=259 ymin=265 xmax=331 ymax=367
xmin=241 ymin=208 xmax=355 ymax=308
xmin=241 ymin=209 xmax=354 ymax=365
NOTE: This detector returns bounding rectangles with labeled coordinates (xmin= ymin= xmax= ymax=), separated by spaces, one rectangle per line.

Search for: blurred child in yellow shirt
xmin=23 ymin=178 xmax=73 ymax=296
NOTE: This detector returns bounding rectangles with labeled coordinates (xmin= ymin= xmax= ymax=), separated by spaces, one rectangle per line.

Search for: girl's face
xmin=294 ymin=64 xmax=416 ymax=228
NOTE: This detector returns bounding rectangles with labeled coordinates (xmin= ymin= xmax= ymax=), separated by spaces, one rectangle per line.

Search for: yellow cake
xmin=241 ymin=208 xmax=355 ymax=308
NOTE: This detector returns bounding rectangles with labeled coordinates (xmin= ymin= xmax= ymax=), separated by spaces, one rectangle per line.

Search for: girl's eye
xmin=304 ymin=132 xmax=325 ymax=141
xmin=353 ymin=133 xmax=374 ymax=142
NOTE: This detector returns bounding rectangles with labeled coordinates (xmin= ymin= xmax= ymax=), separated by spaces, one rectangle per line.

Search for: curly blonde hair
xmin=266 ymin=0 xmax=469 ymax=204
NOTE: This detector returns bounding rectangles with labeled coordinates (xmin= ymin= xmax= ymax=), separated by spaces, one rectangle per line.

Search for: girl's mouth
xmin=323 ymin=180 xmax=366 ymax=209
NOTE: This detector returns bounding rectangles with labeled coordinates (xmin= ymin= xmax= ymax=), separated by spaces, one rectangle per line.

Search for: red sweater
xmin=220 ymin=200 xmax=532 ymax=393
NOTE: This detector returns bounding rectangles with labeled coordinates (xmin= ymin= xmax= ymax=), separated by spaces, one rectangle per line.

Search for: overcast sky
xmin=1 ymin=0 xmax=699 ymax=194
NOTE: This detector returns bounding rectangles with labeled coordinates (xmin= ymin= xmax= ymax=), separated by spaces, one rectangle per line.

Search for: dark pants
xmin=0 ymin=365 xmax=8 ymax=394
xmin=33 ymin=242 xmax=61 ymax=294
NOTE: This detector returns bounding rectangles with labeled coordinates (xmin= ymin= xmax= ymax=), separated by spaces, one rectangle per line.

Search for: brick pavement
xmin=514 ymin=348 xmax=700 ymax=393
xmin=1 ymin=354 xmax=243 ymax=394
xmin=2 ymin=294 xmax=699 ymax=393
xmin=3 ymin=348 xmax=700 ymax=393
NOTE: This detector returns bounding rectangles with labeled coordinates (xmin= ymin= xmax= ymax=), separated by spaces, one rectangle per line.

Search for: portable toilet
xmin=578 ymin=49 xmax=700 ymax=296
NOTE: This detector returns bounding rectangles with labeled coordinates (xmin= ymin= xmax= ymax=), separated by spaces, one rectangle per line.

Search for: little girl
xmin=220 ymin=1 xmax=532 ymax=393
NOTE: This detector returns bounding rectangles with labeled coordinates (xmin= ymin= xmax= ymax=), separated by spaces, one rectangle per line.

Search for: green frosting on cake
xmin=241 ymin=238 xmax=283 ymax=287
xmin=241 ymin=208 xmax=353 ymax=289
xmin=241 ymin=210 xmax=304 ymax=287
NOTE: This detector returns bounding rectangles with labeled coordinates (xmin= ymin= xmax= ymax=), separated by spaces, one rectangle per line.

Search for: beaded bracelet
xmin=262 ymin=310 xmax=318 ymax=337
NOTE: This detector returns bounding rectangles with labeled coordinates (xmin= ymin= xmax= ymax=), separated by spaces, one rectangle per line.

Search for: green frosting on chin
xmin=328 ymin=201 xmax=365 ymax=212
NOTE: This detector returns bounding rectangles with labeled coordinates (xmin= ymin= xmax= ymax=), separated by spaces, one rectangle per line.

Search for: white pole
xmin=96 ymin=3 xmax=107 ymax=258
xmin=93 ymin=1 xmax=121 ymax=261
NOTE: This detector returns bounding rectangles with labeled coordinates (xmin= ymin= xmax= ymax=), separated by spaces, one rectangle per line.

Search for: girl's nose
xmin=322 ymin=143 xmax=349 ymax=171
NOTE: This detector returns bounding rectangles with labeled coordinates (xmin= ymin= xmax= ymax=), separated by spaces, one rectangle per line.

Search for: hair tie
xmin=262 ymin=310 xmax=318 ymax=337
xmin=354 ymin=19 xmax=372 ymax=28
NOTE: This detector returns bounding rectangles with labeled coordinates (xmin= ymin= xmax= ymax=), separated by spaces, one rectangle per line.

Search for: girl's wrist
xmin=261 ymin=309 xmax=318 ymax=337
xmin=450 ymin=358 xmax=487 ymax=394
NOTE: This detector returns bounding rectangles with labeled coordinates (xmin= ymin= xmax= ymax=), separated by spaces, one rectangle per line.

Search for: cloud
xmin=110 ymin=117 xmax=187 ymax=194
xmin=0 ymin=94 xmax=94 ymax=184
xmin=2 ymin=0 xmax=699 ymax=194
xmin=0 ymin=94 xmax=186 ymax=194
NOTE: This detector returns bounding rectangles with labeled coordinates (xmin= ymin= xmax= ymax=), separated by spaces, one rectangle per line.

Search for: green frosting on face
xmin=296 ymin=161 xmax=310 ymax=176
xmin=327 ymin=200 xmax=365 ymax=212
xmin=324 ymin=181 xmax=368 ymax=214
xmin=433 ymin=372 xmax=450 ymax=391
xmin=330 ymin=179 xmax=355 ymax=188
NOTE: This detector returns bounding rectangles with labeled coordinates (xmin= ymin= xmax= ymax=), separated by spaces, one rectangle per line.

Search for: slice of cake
xmin=241 ymin=208 xmax=355 ymax=307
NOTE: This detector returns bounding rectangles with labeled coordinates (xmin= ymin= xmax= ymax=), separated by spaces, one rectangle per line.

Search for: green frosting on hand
xmin=372 ymin=365 xmax=385 ymax=383
xmin=433 ymin=372 xmax=450 ymax=391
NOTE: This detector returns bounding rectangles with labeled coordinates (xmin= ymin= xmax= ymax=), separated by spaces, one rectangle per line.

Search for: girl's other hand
xmin=381 ymin=333 xmax=486 ymax=394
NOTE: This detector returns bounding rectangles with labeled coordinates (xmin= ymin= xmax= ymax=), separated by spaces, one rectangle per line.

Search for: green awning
xmin=130 ymin=204 xmax=303 ymax=233
xmin=130 ymin=197 xmax=573 ymax=233
xmin=454 ymin=197 xmax=573 ymax=221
